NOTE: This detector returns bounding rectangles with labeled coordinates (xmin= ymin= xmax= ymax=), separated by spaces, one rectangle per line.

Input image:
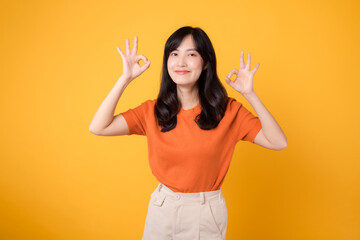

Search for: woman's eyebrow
xmin=174 ymin=48 xmax=197 ymax=51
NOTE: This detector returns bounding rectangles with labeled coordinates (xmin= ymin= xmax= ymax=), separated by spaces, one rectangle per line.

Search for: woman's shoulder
xmin=226 ymin=96 xmax=243 ymax=108
xmin=140 ymin=98 xmax=157 ymax=105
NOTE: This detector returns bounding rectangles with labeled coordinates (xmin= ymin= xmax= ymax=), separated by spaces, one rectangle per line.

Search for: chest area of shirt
xmin=152 ymin=117 xmax=230 ymax=149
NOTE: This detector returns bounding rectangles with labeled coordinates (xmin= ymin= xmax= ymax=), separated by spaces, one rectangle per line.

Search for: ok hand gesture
xmin=225 ymin=51 xmax=260 ymax=96
xmin=116 ymin=36 xmax=151 ymax=82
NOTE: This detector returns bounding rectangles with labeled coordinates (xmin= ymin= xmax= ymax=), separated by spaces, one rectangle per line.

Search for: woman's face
xmin=167 ymin=34 xmax=207 ymax=87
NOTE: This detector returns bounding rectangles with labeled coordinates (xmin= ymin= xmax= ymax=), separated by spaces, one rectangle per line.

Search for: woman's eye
xmin=170 ymin=52 xmax=196 ymax=57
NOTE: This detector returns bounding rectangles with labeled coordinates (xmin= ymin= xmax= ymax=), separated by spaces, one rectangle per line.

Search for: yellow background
xmin=1 ymin=0 xmax=359 ymax=239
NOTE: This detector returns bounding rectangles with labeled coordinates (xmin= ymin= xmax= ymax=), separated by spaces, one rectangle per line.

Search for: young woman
xmin=89 ymin=26 xmax=287 ymax=240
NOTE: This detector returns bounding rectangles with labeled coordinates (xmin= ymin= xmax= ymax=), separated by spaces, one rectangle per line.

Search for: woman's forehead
xmin=173 ymin=35 xmax=197 ymax=51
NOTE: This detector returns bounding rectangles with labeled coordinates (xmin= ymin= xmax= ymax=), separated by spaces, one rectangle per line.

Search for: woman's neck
xmin=177 ymin=84 xmax=199 ymax=110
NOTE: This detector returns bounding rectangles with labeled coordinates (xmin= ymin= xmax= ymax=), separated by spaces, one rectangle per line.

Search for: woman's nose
xmin=177 ymin=56 xmax=187 ymax=66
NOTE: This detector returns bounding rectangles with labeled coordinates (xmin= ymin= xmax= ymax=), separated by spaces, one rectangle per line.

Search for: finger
xmin=246 ymin=53 xmax=251 ymax=70
xmin=227 ymin=68 xmax=238 ymax=79
xmin=225 ymin=76 xmax=235 ymax=88
xmin=116 ymin=46 xmax=125 ymax=60
xmin=251 ymin=63 xmax=260 ymax=74
xmin=240 ymin=51 xmax=245 ymax=69
xmin=132 ymin=36 xmax=138 ymax=55
xmin=135 ymin=54 xmax=148 ymax=64
xmin=126 ymin=38 xmax=130 ymax=55
xmin=140 ymin=60 xmax=151 ymax=72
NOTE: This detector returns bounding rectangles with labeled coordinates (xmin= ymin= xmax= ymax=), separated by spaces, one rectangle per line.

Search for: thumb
xmin=140 ymin=60 xmax=151 ymax=72
xmin=225 ymin=76 xmax=235 ymax=88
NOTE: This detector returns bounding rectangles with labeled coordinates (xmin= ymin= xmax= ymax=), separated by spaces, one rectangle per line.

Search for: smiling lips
xmin=175 ymin=71 xmax=190 ymax=75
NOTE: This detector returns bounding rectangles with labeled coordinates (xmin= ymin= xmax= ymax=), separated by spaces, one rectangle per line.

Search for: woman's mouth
xmin=175 ymin=71 xmax=189 ymax=75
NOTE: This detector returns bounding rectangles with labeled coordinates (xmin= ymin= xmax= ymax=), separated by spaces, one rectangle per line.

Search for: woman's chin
xmin=173 ymin=81 xmax=198 ymax=88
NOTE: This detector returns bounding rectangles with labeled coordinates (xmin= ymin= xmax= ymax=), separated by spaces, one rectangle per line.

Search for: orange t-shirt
xmin=121 ymin=97 xmax=262 ymax=193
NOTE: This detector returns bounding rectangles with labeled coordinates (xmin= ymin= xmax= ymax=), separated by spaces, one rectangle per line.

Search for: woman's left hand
xmin=225 ymin=50 xmax=260 ymax=96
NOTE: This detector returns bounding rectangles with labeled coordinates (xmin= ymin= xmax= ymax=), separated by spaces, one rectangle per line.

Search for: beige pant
xmin=141 ymin=183 xmax=228 ymax=240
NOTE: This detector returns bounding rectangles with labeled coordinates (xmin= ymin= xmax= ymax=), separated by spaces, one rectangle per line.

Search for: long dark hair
xmin=154 ymin=26 xmax=228 ymax=132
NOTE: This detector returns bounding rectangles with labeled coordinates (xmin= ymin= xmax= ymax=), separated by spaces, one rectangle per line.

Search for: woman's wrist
xmin=242 ymin=91 xmax=257 ymax=100
xmin=118 ymin=74 xmax=132 ymax=85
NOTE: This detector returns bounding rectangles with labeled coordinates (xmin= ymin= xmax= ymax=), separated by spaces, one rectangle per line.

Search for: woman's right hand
xmin=116 ymin=36 xmax=151 ymax=83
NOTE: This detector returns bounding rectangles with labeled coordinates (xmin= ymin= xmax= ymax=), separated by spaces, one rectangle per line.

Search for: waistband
xmin=153 ymin=182 xmax=224 ymax=206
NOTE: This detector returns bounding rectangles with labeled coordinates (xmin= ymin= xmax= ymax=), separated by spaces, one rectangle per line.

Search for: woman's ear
xmin=203 ymin=63 xmax=208 ymax=70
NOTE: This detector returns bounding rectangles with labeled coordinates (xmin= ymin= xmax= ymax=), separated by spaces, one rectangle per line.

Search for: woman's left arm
xmin=225 ymin=51 xmax=288 ymax=150
xmin=243 ymin=91 xmax=288 ymax=150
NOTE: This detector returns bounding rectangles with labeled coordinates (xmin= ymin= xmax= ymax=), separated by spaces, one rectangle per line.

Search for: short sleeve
xmin=230 ymin=98 xmax=262 ymax=144
xmin=120 ymin=100 xmax=151 ymax=136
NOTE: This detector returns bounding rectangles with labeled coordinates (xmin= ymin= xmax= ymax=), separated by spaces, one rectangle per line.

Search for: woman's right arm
xmin=89 ymin=36 xmax=150 ymax=136
xmin=88 ymin=75 xmax=131 ymax=136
